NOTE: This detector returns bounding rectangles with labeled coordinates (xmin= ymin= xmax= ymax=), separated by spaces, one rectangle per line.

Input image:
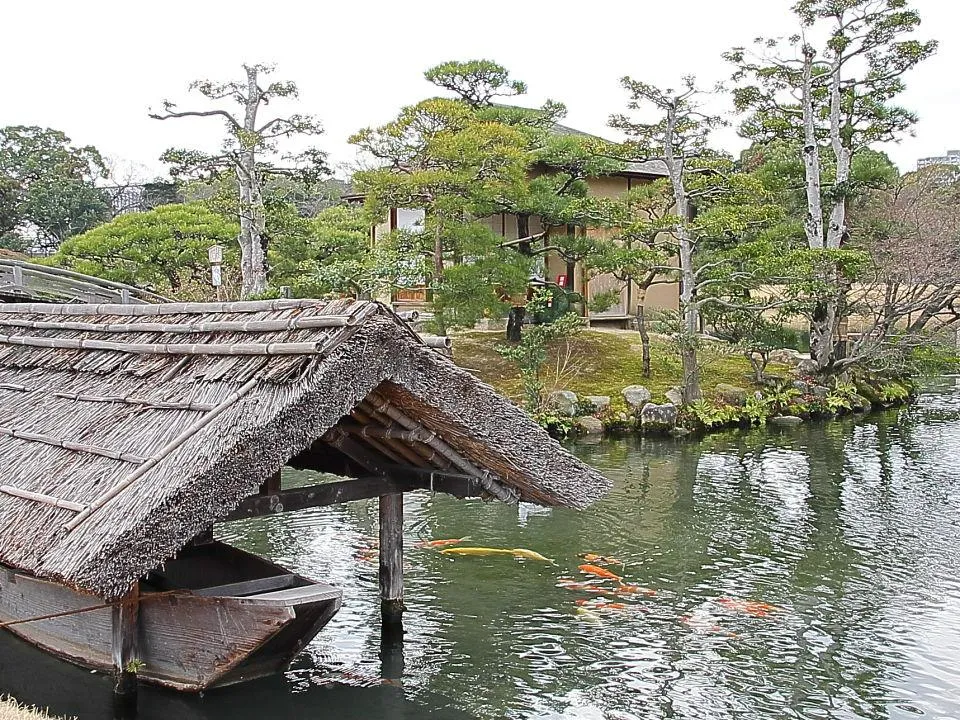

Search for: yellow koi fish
xmin=440 ymin=547 xmax=556 ymax=564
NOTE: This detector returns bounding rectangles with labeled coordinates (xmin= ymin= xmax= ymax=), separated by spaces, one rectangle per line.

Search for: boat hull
xmin=0 ymin=542 xmax=341 ymax=691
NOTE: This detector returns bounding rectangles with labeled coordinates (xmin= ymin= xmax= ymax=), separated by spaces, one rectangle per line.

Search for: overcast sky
xmin=3 ymin=0 xmax=956 ymax=181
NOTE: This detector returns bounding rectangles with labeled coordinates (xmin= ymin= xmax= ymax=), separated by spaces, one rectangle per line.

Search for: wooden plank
xmin=239 ymin=584 xmax=341 ymax=606
xmin=379 ymin=493 xmax=404 ymax=619
xmin=192 ymin=575 xmax=298 ymax=598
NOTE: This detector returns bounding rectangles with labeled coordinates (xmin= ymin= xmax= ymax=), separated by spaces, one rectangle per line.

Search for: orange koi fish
xmin=717 ymin=598 xmax=777 ymax=618
xmin=416 ymin=537 xmax=471 ymax=548
xmin=617 ymin=584 xmax=656 ymax=597
xmin=578 ymin=564 xmax=623 ymax=582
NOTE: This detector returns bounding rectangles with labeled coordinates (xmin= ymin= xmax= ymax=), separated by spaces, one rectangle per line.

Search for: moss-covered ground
xmin=452 ymin=329 xmax=778 ymax=410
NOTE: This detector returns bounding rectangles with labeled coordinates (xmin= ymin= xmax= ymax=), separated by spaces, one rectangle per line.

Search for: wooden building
xmin=0 ymin=298 xmax=609 ymax=691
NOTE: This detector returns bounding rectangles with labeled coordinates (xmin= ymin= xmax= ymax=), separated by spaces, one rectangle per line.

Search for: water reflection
xmin=1 ymin=386 xmax=959 ymax=719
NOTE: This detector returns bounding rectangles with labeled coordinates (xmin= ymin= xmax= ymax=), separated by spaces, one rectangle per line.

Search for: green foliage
xmin=496 ymin=290 xmax=584 ymax=411
xmin=423 ymin=60 xmax=527 ymax=107
xmin=49 ymin=203 xmax=239 ymax=298
xmin=530 ymin=410 xmax=575 ymax=438
xmin=0 ymin=126 xmax=110 ymax=250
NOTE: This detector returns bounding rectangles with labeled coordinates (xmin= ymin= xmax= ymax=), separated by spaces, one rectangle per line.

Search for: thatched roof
xmin=0 ymin=299 xmax=609 ymax=599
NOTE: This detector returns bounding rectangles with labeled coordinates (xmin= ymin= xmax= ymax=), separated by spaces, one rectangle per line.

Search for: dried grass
xmin=0 ymin=696 xmax=72 ymax=720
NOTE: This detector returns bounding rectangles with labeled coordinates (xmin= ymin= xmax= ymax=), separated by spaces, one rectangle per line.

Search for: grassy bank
xmin=0 ymin=697 xmax=70 ymax=720
xmin=453 ymin=328 xmax=766 ymax=409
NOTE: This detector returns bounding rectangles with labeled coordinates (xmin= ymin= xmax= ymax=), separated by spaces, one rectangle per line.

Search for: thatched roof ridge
xmin=0 ymin=299 xmax=609 ymax=599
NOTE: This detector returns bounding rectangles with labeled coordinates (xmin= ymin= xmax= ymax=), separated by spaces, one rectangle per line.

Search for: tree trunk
xmin=635 ymin=289 xmax=651 ymax=379
xmin=238 ymin=66 xmax=268 ymax=298
xmin=801 ymin=46 xmax=825 ymax=250
xmin=506 ymin=305 xmax=525 ymax=342
xmin=826 ymin=57 xmax=851 ymax=250
xmin=664 ymin=98 xmax=701 ymax=401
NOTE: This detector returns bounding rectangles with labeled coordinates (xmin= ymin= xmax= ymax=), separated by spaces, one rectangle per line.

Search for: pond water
xmin=2 ymin=383 xmax=960 ymax=719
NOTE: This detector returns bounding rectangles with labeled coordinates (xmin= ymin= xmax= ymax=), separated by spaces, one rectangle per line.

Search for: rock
xmin=622 ymin=385 xmax=652 ymax=410
xmin=715 ymin=383 xmax=749 ymax=407
xmin=575 ymin=416 xmax=604 ymax=435
xmin=812 ymin=385 xmax=830 ymax=399
xmin=669 ymin=426 xmax=692 ymax=438
xmin=769 ymin=348 xmax=803 ymax=366
xmin=761 ymin=374 xmax=786 ymax=388
xmin=545 ymin=390 xmax=578 ymax=417
xmin=583 ymin=395 xmax=611 ymax=413
xmin=640 ymin=402 xmax=679 ymax=428
xmin=792 ymin=380 xmax=811 ymax=394
xmin=771 ymin=415 xmax=803 ymax=426
xmin=665 ymin=386 xmax=684 ymax=406
xmin=850 ymin=394 xmax=873 ymax=412
xmin=795 ymin=359 xmax=820 ymax=377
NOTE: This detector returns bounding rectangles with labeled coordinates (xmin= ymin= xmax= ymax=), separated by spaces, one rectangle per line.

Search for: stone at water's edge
xmin=576 ymin=416 xmax=604 ymax=435
xmin=545 ymin=390 xmax=579 ymax=417
xmin=583 ymin=395 xmax=611 ymax=413
xmin=715 ymin=383 xmax=749 ymax=407
xmin=622 ymin=385 xmax=652 ymax=409
xmin=771 ymin=415 xmax=803 ymax=426
xmin=665 ymin=386 xmax=684 ymax=406
xmin=640 ymin=402 xmax=679 ymax=428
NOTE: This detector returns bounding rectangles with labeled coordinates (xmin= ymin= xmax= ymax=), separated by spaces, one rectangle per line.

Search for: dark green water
xmin=2 ymin=383 xmax=959 ymax=719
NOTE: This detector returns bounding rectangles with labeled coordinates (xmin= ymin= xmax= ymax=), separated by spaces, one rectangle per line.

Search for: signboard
xmin=211 ymin=265 xmax=222 ymax=287
xmin=207 ymin=245 xmax=224 ymax=265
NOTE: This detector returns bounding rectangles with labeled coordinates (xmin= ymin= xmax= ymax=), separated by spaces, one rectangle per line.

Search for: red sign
xmin=556 ymin=274 xmax=567 ymax=288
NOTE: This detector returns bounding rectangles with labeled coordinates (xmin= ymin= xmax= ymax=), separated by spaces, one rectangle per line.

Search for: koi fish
xmin=717 ymin=598 xmax=778 ymax=618
xmin=440 ymin=547 xmax=556 ymax=564
xmin=416 ymin=537 xmax=471 ymax=548
xmin=557 ymin=580 xmax=614 ymax=593
xmin=580 ymin=553 xmax=625 ymax=566
xmin=617 ymin=584 xmax=656 ymax=597
xmin=578 ymin=564 xmax=623 ymax=582
xmin=574 ymin=607 xmax=603 ymax=624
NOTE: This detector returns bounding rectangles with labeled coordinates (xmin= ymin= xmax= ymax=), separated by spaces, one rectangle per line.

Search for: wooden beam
xmin=224 ymin=467 xmax=488 ymax=521
xmin=112 ymin=587 xmax=140 ymax=705
xmin=223 ymin=476 xmax=420 ymax=521
xmin=379 ymin=493 xmax=404 ymax=620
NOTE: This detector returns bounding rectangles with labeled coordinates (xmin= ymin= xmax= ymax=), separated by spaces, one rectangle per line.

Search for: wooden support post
xmin=379 ymin=493 xmax=404 ymax=622
xmin=111 ymin=587 xmax=140 ymax=716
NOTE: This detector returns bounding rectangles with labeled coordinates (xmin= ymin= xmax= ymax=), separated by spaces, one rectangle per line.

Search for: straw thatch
xmin=0 ymin=298 xmax=609 ymax=600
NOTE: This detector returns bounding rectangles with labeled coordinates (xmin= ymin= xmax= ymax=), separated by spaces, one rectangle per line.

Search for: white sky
xmin=3 ymin=0 xmax=956 ymax=180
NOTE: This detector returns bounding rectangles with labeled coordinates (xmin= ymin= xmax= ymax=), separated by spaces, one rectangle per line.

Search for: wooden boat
xmin=0 ymin=541 xmax=341 ymax=691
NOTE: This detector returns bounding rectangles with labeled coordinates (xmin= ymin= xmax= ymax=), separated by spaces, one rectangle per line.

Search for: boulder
xmin=769 ymin=348 xmax=803 ymax=366
xmin=545 ymin=390 xmax=578 ymax=417
xmin=850 ymin=394 xmax=873 ymax=412
xmin=771 ymin=415 xmax=803 ymax=426
xmin=640 ymin=402 xmax=679 ymax=429
xmin=665 ymin=386 xmax=684 ymax=406
xmin=583 ymin=395 xmax=611 ymax=413
xmin=669 ymin=426 xmax=693 ymax=438
xmin=792 ymin=380 xmax=811 ymax=394
xmin=622 ymin=385 xmax=652 ymax=410
xmin=715 ymin=383 xmax=749 ymax=407
xmin=575 ymin=416 xmax=604 ymax=436
xmin=795 ymin=359 xmax=820 ymax=377
xmin=812 ymin=385 xmax=830 ymax=399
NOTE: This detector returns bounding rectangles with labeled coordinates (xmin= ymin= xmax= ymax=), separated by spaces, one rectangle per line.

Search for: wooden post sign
xmin=208 ymin=245 xmax=224 ymax=288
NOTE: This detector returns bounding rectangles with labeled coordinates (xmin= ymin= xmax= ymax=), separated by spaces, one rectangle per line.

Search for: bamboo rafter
xmin=64 ymin=374 xmax=262 ymax=532
xmin=0 ymin=383 xmax=213 ymax=411
xmin=0 ymin=485 xmax=87 ymax=513
xmin=0 ymin=315 xmax=358 ymax=335
xmin=0 ymin=335 xmax=328 ymax=356
xmin=0 ymin=425 xmax=147 ymax=463
xmin=353 ymin=402 xmax=455 ymax=470
xmin=365 ymin=391 xmax=519 ymax=504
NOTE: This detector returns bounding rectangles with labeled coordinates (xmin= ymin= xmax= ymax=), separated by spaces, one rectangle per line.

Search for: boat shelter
xmin=0 ymin=298 xmax=609 ymax=688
